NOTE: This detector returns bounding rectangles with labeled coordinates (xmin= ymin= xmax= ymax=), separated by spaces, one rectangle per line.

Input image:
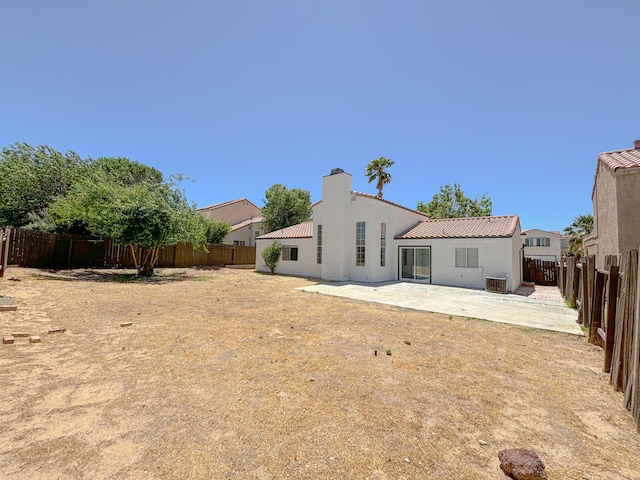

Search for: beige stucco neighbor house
xmin=256 ymin=169 xmax=523 ymax=292
xmin=198 ymin=198 xmax=263 ymax=246
xmin=584 ymin=140 xmax=640 ymax=269
xmin=521 ymin=229 xmax=561 ymax=262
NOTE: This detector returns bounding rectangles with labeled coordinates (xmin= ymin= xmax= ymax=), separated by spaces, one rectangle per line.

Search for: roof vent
xmin=634 ymin=140 xmax=640 ymax=150
xmin=330 ymin=168 xmax=344 ymax=175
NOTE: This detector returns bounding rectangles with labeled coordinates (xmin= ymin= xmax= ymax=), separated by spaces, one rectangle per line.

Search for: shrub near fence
xmin=7 ymin=228 xmax=255 ymax=269
xmin=562 ymin=250 xmax=640 ymax=431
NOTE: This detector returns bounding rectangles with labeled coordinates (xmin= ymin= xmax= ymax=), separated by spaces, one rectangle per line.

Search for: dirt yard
xmin=1 ymin=266 xmax=639 ymax=479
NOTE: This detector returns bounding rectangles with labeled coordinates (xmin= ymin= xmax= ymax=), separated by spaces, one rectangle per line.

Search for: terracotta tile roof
xmin=230 ymin=216 xmax=263 ymax=231
xmin=395 ymin=215 xmax=520 ymax=239
xmin=197 ymin=198 xmax=261 ymax=212
xmin=598 ymin=148 xmax=640 ymax=171
xmin=257 ymin=221 xmax=313 ymax=239
xmin=591 ymin=144 xmax=640 ymax=199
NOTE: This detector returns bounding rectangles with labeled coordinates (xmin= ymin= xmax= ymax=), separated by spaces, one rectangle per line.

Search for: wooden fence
xmin=6 ymin=228 xmax=255 ymax=269
xmin=561 ymin=251 xmax=640 ymax=431
xmin=523 ymin=257 xmax=558 ymax=286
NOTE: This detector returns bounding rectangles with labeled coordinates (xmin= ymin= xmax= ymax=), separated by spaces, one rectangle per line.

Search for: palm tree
xmin=365 ymin=156 xmax=395 ymax=198
xmin=564 ymin=214 xmax=593 ymax=255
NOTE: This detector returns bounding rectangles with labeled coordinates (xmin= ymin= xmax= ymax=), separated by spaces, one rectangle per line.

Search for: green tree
xmin=0 ymin=143 xmax=88 ymax=228
xmin=90 ymin=156 xmax=163 ymax=186
xmin=564 ymin=214 xmax=593 ymax=255
xmin=203 ymin=218 xmax=231 ymax=244
xmin=261 ymin=240 xmax=281 ymax=274
xmin=365 ymin=156 xmax=395 ymax=198
xmin=51 ymin=170 xmax=206 ymax=276
xmin=261 ymin=184 xmax=312 ymax=233
xmin=417 ymin=183 xmax=492 ymax=219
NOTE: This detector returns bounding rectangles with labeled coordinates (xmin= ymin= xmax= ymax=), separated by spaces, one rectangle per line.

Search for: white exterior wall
xmin=395 ymin=236 xmax=519 ymax=292
xmin=522 ymin=229 xmax=561 ymax=262
xmin=313 ymin=172 xmax=425 ymax=282
xmin=512 ymin=228 xmax=523 ymax=289
xmin=225 ymin=223 xmax=263 ymax=246
xmin=313 ymin=172 xmax=352 ymax=281
xmin=255 ymin=237 xmax=320 ymax=277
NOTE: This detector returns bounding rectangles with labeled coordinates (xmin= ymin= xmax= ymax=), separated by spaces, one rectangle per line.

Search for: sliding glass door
xmin=400 ymin=247 xmax=431 ymax=282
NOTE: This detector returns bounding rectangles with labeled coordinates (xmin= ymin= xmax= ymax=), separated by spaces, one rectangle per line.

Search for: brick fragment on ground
xmin=498 ymin=448 xmax=547 ymax=480
xmin=120 ymin=322 xmax=133 ymax=327
xmin=0 ymin=305 xmax=18 ymax=311
xmin=29 ymin=336 xmax=41 ymax=343
xmin=3 ymin=335 xmax=15 ymax=344
xmin=48 ymin=327 xmax=66 ymax=334
xmin=13 ymin=333 xmax=29 ymax=337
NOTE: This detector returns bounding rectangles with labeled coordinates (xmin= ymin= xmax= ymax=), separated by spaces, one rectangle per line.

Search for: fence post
xmin=0 ymin=227 xmax=10 ymax=278
xmin=603 ymin=265 xmax=619 ymax=373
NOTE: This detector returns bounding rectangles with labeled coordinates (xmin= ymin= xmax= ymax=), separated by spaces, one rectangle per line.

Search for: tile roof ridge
xmin=599 ymin=147 xmax=640 ymax=155
xmin=351 ymin=191 xmax=429 ymax=217
xmin=198 ymin=198 xmax=260 ymax=211
xmin=425 ymin=214 xmax=516 ymax=222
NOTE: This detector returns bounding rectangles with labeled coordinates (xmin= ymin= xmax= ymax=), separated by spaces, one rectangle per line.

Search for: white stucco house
xmin=521 ymin=229 xmax=562 ymax=262
xmin=256 ymin=169 xmax=523 ymax=292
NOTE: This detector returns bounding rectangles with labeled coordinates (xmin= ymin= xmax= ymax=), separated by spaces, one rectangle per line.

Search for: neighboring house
xmin=521 ymin=229 xmax=561 ymax=262
xmin=583 ymin=140 xmax=640 ymax=269
xmin=198 ymin=198 xmax=263 ymax=246
xmin=560 ymin=234 xmax=570 ymax=257
xmin=256 ymin=169 xmax=523 ymax=292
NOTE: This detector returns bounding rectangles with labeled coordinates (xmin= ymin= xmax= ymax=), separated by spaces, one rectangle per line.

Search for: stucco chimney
xmin=634 ymin=139 xmax=640 ymax=150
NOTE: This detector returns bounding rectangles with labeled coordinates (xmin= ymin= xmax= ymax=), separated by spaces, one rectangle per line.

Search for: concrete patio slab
xmin=296 ymin=281 xmax=583 ymax=336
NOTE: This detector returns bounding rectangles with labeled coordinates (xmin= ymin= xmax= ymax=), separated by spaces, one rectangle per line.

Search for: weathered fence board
xmin=561 ymin=249 xmax=640 ymax=431
xmin=0 ymin=227 xmax=10 ymax=278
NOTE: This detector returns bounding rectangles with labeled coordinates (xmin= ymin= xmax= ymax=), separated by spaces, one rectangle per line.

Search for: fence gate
xmin=523 ymin=257 xmax=559 ymax=286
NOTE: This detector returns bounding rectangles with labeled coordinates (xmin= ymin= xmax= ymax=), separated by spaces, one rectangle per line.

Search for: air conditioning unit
xmin=486 ymin=277 xmax=508 ymax=294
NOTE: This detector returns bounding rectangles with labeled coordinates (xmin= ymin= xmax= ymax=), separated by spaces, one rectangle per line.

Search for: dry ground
xmin=1 ymin=266 xmax=639 ymax=480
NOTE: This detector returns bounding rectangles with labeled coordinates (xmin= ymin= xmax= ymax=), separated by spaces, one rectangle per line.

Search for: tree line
xmin=0 ymin=143 xmax=230 ymax=275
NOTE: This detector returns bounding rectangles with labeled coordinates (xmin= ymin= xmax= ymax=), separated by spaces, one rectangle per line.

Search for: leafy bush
xmin=261 ymin=241 xmax=281 ymax=274
xmin=203 ymin=219 xmax=231 ymax=244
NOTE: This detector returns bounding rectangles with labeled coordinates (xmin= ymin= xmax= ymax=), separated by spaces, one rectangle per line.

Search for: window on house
xmin=356 ymin=221 xmax=365 ymax=266
xmin=380 ymin=223 xmax=386 ymax=267
xmin=282 ymin=245 xmax=298 ymax=261
xmin=525 ymin=237 xmax=550 ymax=247
xmin=233 ymin=240 xmax=245 ymax=246
xmin=455 ymin=247 xmax=478 ymax=268
xmin=317 ymin=225 xmax=322 ymax=264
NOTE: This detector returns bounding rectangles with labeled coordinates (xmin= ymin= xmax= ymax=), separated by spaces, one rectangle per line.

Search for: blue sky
xmin=1 ymin=1 xmax=638 ymax=232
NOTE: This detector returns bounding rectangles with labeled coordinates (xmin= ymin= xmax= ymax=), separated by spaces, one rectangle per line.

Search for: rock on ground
xmin=498 ymin=448 xmax=547 ymax=480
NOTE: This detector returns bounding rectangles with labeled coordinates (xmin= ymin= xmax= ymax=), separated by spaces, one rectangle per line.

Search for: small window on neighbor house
xmin=455 ymin=247 xmax=478 ymax=268
xmin=317 ymin=225 xmax=322 ymax=264
xmin=526 ymin=237 xmax=550 ymax=247
xmin=282 ymin=245 xmax=298 ymax=261
xmin=254 ymin=230 xmax=260 ymax=238
xmin=356 ymin=221 xmax=365 ymax=266
xmin=233 ymin=240 xmax=245 ymax=246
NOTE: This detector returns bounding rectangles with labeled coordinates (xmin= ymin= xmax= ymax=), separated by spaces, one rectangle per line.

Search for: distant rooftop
xmin=197 ymin=198 xmax=260 ymax=212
